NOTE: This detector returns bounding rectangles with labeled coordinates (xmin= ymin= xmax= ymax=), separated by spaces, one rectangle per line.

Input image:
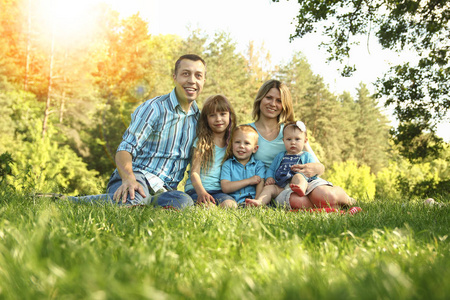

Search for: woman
xmin=246 ymin=79 xmax=355 ymax=209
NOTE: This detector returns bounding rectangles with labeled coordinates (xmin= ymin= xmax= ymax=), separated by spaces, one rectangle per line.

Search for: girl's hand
xmin=291 ymin=163 xmax=321 ymax=178
xmin=197 ymin=191 xmax=216 ymax=205
xmin=248 ymin=175 xmax=262 ymax=186
xmin=265 ymin=177 xmax=275 ymax=186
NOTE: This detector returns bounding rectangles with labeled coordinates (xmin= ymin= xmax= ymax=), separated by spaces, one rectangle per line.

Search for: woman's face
xmin=259 ymin=88 xmax=282 ymax=120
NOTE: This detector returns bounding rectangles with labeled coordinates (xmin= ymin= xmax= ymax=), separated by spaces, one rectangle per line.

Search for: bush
xmin=326 ymin=160 xmax=376 ymax=201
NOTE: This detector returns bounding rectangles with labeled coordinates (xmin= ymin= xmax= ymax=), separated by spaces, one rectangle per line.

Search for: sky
xmin=46 ymin=0 xmax=450 ymax=141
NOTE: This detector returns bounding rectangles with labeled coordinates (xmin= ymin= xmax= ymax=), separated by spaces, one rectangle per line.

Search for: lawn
xmin=0 ymin=191 xmax=448 ymax=299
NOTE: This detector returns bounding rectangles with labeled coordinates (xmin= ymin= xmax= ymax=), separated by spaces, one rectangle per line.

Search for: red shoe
xmin=347 ymin=206 xmax=362 ymax=215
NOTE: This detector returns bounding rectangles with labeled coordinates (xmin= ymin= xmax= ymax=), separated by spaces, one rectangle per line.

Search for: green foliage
xmin=375 ymin=145 xmax=450 ymax=199
xmin=0 ymin=195 xmax=449 ymax=299
xmin=0 ymin=152 xmax=14 ymax=185
xmin=281 ymin=0 xmax=450 ymax=157
xmin=374 ymin=161 xmax=403 ymax=200
xmin=8 ymin=120 xmax=103 ymax=195
xmin=326 ymin=160 xmax=376 ymax=201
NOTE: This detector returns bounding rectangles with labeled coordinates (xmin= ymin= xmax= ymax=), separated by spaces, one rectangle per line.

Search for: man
xmin=106 ymin=54 xmax=206 ymax=208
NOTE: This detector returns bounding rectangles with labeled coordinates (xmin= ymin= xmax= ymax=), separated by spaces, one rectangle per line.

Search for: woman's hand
xmin=291 ymin=162 xmax=324 ymax=177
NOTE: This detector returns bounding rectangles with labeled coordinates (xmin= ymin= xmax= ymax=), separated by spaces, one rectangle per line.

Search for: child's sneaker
xmin=347 ymin=206 xmax=362 ymax=215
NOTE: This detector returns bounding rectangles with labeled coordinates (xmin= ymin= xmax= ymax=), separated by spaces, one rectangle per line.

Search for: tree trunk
xmin=42 ymin=24 xmax=55 ymax=139
xmin=24 ymin=0 xmax=31 ymax=91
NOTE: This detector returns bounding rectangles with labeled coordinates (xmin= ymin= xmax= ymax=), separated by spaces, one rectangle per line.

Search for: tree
xmin=354 ymin=84 xmax=390 ymax=174
xmin=201 ymin=31 xmax=253 ymax=123
xmin=278 ymin=0 xmax=450 ymax=158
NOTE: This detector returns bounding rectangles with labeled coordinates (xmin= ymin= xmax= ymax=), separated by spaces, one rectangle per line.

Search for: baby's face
xmin=232 ymin=130 xmax=258 ymax=163
xmin=283 ymin=127 xmax=307 ymax=155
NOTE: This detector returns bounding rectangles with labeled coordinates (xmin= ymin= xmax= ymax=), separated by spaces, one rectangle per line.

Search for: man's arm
xmin=113 ymin=151 xmax=146 ymax=203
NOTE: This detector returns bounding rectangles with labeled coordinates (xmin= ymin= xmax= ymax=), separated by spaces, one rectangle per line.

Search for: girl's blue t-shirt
xmin=184 ymin=139 xmax=226 ymax=192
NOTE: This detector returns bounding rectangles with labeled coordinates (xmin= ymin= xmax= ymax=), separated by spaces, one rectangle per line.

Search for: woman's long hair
xmin=196 ymin=95 xmax=236 ymax=172
xmin=252 ymin=79 xmax=295 ymax=124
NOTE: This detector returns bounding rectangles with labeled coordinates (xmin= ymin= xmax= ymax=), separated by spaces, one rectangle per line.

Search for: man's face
xmin=173 ymin=59 xmax=206 ymax=104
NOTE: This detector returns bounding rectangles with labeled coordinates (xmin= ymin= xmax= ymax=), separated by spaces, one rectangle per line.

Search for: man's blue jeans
xmin=67 ymin=171 xmax=194 ymax=209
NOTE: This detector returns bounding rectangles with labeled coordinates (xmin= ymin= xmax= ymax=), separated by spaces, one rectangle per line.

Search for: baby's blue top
xmin=185 ymin=139 xmax=226 ymax=192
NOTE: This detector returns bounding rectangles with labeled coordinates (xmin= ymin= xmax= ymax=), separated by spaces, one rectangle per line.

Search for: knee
xmin=219 ymin=200 xmax=238 ymax=209
xmin=156 ymin=191 xmax=194 ymax=209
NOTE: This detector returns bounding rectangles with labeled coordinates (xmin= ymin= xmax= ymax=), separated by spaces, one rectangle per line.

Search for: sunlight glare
xmin=38 ymin=0 xmax=101 ymax=41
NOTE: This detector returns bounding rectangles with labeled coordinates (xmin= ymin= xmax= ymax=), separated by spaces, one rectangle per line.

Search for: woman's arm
xmin=300 ymin=141 xmax=325 ymax=176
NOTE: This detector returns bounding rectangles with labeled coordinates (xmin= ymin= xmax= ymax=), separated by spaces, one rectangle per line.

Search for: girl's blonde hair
xmin=223 ymin=125 xmax=259 ymax=162
xmin=196 ymin=95 xmax=236 ymax=172
xmin=252 ymin=79 xmax=295 ymax=125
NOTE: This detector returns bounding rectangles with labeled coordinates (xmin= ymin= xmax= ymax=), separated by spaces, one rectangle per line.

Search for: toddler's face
xmin=232 ymin=130 xmax=258 ymax=162
xmin=283 ymin=126 xmax=307 ymax=155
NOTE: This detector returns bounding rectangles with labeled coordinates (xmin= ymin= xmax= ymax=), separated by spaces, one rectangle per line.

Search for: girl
xmin=184 ymin=95 xmax=237 ymax=207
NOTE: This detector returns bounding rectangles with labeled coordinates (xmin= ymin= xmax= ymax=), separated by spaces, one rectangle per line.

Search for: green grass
xmin=0 ymin=191 xmax=449 ymax=299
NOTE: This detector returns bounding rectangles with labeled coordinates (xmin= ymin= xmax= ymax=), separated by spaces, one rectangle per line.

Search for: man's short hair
xmin=174 ymin=54 xmax=206 ymax=75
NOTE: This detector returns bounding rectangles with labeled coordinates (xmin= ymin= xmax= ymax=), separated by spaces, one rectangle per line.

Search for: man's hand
xmin=113 ymin=178 xmax=146 ymax=204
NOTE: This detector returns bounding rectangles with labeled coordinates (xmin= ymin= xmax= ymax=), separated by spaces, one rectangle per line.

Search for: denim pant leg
xmin=106 ymin=171 xmax=151 ymax=205
xmin=108 ymin=171 xmax=194 ymax=208
xmin=66 ymin=171 xmax=194 ymax=208
xmin=65 ymin=194 xmax=113 ymax=204
xmin=154 ymin=190 xmax=194 ymax=209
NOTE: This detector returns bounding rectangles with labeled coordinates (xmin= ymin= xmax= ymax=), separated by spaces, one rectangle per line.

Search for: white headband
xmin=295 ymin=120 xmax=306 ymax=132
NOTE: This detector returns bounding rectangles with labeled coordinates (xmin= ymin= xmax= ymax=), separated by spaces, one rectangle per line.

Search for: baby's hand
xmin=265 ymin=177 xmax=275 ymax=186
xmin=249 ymin=175 xmax=262 ymax=185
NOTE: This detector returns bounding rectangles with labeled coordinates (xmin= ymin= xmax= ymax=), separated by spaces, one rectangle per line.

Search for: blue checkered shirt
xmin=116 ymin=89 xmax=199 ymax=191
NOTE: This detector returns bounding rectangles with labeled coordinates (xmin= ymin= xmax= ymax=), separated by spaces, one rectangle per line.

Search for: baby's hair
xmin=283 ymin=121 xmax=308 ymax=137
xmin=195 ymin=94 xmax=236 ymax=172
xmin=223 ymin=125 xmax=259 ymax=162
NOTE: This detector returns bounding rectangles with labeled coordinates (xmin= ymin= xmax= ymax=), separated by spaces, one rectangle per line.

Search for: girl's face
xmin=259 ymin=88 xmax=282 ymax=119
xmin=283 ymin=126 xmax=307 ymax=155
xmin=207 ymin=110 xmax=230 ymax=135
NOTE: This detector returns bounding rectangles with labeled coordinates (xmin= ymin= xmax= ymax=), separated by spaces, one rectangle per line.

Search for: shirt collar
xmin=169 ymin=89 xmax=200 ymax=116
xmin=231 ymin=155 xmax=257 ymax=165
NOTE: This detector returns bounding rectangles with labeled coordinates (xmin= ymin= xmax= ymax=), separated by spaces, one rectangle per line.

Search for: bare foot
xmin=245 ymin=198 xmax=262 ymax=207
xmin=290 ymin=183 xmax=306 ymax=197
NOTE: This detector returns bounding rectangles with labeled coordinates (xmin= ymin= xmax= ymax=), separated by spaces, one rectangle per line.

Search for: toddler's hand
xmin=249 ymin=175 xmax=262 ymax=185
